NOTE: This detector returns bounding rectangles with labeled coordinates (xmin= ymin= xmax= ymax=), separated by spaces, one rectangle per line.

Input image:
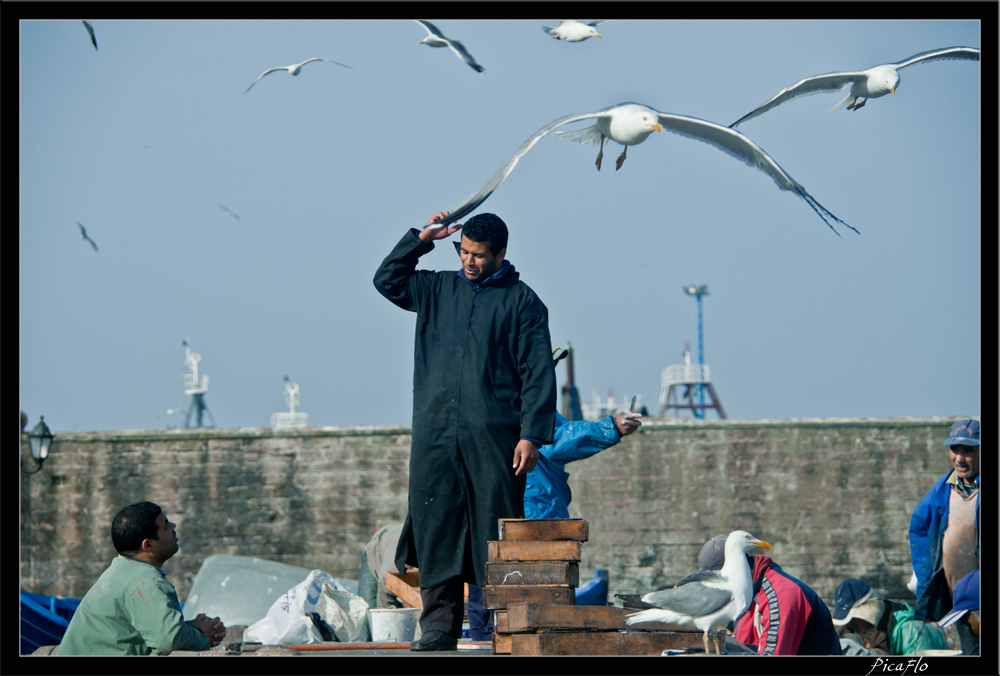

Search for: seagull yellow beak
xmin=890 ymin=86 xmax=895 ymax=95
xmin=596 ymin=33 xmax=603 ymax=38
xmin=652 ymin=123 xmax=663 ymax=133
xmin=753 ymin=538 xmax=772 ymax=551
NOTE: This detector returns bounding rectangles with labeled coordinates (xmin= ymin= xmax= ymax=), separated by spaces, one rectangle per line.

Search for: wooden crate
xmin=492 ymin=631 xmax=512 ymax=655
xmin=487 ymin=540 xmax=581 ymax=562
xmin=485 ymin=561 xmax=579 ymax=586
xmin=511 ymin=630 xmax=704 ymax=656
xmin=498 ymin=518 xmax=589 ymax=542
xmin=483 ymin=584 xmax=574 ymax=610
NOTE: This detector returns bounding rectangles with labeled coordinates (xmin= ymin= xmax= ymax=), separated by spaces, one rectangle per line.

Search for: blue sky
xmin=20 ymin=19 xmax=982 ymax=432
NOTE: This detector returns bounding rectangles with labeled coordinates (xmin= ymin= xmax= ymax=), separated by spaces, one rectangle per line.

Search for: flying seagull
xmin=219 ymin=204 xmax=241 ymax=221
xmin=430 ymin=102 xmax=857 ymax=238
xmin=82 ymin=20 xmax=97 ymax=50
xmin=730 ymin=46 xmax=981 ymax=128
xmin=77 ymin=221 xmax=98 ymax=251
xmin=625 ymin=530 xmax=772 ymax=655
xmin=244 ymin=57 xmax=351 ymax=93
xmin=541 ymin=20 xmax=610 ymax=42
xmin=414 ymin=20 xmax=485 ymax=73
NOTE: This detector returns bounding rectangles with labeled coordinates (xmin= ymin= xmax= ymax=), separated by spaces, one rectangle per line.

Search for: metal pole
xmin=696 ymin=294 xmax=704 ymax=419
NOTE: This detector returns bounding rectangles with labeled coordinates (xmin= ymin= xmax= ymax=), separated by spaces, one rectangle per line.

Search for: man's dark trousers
xmin=419 ymin=577 xmax=464 ymax=638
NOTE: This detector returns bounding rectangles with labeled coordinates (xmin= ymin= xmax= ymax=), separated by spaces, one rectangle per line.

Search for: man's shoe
xmin=409 ymin=630 xmax=458 ymax=651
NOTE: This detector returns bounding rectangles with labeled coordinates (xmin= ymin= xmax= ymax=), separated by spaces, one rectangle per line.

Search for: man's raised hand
xmin=418 ymin=211 xmax=464 ymax=242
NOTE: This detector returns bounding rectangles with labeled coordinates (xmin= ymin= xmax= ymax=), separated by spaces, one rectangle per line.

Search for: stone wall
xmin=20 ymin=417 xmax=965 ymax=607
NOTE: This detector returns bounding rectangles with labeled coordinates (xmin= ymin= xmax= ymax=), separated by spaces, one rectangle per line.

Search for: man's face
xmin=967 ymin=610 xmax=980 ymax=636
xmin=948 ymin=444 xmax=980 ymax=484
xmin=459 ymin=235 xmax=505 ymax=283
xmin=148 ymin=512 xmax=180 ymax=561
xmin=844 ymin=618 xmax=887 ymax=650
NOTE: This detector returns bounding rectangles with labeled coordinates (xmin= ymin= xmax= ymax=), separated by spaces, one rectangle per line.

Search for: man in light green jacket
xmin=58 ymin=502 xmax=225 ymax=655
xmin=832 ymin=578 xmax=947 ymax=656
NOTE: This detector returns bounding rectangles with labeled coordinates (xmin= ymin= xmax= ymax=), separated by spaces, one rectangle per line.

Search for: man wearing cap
xmin=697 ymin=533 xmax=842 ymax=655
xmin=908 ymin=418 xmax=980 ymax=655
xmin=831 ymin=578 xmax=947 ymax=655
xmin=938 ymin=569 xmax=979 ymax=655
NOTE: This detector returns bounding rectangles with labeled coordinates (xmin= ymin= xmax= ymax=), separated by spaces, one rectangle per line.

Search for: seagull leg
xmin=853 ymin=98 xmax=868 ymax=111
xmin=595 ymin=134 xmax=605 ymax=171
xmin=846 ymin=96 xmax=860 ymax=110
xmin=713 ymin=629 xmax=724 ymax=655
xmin=703 ymin=629 xmax=711 ymax=655
xmin=615 ymin=145 xmax=628 ymax=170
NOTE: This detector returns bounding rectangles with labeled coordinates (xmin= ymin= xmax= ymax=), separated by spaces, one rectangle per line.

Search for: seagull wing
xmin=437 ymin=107 xmax=616 ymax=227
xmin=244 ymin=67 xmax=286 ymax=93
xmin=893 ymin=46 xmax=980 ymax=70
xmin=657 ymin=110 xmax=857 ymax=237
xmin=446 ymin=38 xmax=485 ymax=72
xmin=641 ymin=580 xmax=736 ymax=619
xmin=83 ymin=20 xmax=97 ymax=50
xmin=729 ymin=71 xmax=866 ymax=128
xmin=587 ymin=20 xmax=611 ymax=26
xmin=78 ymin=222 xmax=98 ymax=251
xmin=414 ymin=19 xmax=444 ymax=39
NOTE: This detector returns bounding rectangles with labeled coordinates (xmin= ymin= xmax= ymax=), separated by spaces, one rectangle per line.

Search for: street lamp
xmin=24 ymin=415 xmax=54 ymax=474
xmin=682 ymin=285 xmax=710 ymax=419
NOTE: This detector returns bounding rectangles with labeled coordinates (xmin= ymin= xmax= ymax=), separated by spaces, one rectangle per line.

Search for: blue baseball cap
xmin=939 ymin=570 xmax=979 ymax=628
xmin=944 ymin=419 xmax=979 ymax=446
xmin=832 ymin=579 xmax=874 ymax=625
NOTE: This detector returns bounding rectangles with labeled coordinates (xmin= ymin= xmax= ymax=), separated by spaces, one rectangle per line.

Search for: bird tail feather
xmin=828 ymin=93 xmax=854 ymax=112
xmin=541 ymin=25 xmax=555 ymax=34
xmin=625 ymin=608 xmax=685 ymax=626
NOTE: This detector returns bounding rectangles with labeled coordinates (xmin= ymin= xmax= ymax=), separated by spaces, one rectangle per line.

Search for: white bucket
xmin=369 ymin=607 xmax=421 ymax=642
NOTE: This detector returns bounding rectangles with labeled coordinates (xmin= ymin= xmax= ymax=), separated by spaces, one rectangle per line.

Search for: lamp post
xmin=682 ymin=285 xmax=709 ymax=419
xmin=23 ymin=415 xmax=54 ymax=474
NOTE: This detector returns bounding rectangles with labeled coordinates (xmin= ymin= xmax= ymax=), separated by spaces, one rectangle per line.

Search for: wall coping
xmin=22 ymin=416 xmax=975 ymax=442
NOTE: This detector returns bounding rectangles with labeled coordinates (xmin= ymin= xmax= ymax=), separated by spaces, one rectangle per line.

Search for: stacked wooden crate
xmin=486 ymin=518 xmax=704 ymax=656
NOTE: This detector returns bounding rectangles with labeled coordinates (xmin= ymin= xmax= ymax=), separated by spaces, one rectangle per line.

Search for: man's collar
xmin=459 ymin=259 xmax=511 ymax=289
xmin=947 ymin=471 xmax=979 ymax=496
xmin=119 ymin=554 xmax=169 ymax=577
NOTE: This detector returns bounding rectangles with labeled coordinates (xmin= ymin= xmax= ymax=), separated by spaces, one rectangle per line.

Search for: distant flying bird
xmin=77 ymin=221 xmax=98 ymax=251
xmin=730 ymin=46 xmax=981 ymax=128
xmin=541 ymin=20 xmax=610 ymax=42
xmin=414 ymin=20 xmax=485 ymax=73
xmin=625 ymin=531 xmax=772 ymax=655
xmin=244 ymin=57 xmax=352 ymax=93
xmin=219 ymin=204 xmax=241 ymax=221
xmin=82 ymin=20 xmax=97 ymax=50
xmin=430 ymin=102 xmax=857 ymax=238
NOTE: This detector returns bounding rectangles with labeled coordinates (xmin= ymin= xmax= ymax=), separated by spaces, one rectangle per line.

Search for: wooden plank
xmin=384 ymin=569 xmax=469 ymax=610
xmin=493 ymin=609 xmax=508 ymax=633
xmin=385 ymin=570 xmax=422 ymax=609
xmin=485 ymin=561 xmax=579 ymax=586
xmin=504 ymin=603 xmax=699 ymax=633
xmin=488 ymin=540 xmax=581 ymax=562
xmin=511 ymin=630 xmax=705 ymax=656
xmin=498 ymin=518 xmax=589 ymax=542
xmin=483 ymin=585 xmax=575 ymax=610
xmin=492 ymin=632 xmax=512 ymax=655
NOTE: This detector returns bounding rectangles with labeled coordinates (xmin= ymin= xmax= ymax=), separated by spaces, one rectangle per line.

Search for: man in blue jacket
xmin=908 ymin=418 xmax=979 ymax=655
xmin=525 ymin=346 xmax=642 ymax=519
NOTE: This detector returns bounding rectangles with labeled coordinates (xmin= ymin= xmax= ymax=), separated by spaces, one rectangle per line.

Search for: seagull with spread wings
xmin=244 ymin=57 xmax=351 ymax=94
xmin=219 ymin=204 xmax=241 ymax=221
xmin=730 ymin=46 xmax=980 ymax=128
xmin=541 ymin=20 xmax=610 ymax=42
xmin=431 ymin=102 xmax=857 ymax=238
xmin=77 ymin=222 xmax=98 ymax=251
xmin=414 ymin=20 xmax=485 ymax=73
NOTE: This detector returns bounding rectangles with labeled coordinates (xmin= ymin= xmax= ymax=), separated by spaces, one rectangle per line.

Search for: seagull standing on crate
xmin=624 ymin=530 xmax=772 ymax=655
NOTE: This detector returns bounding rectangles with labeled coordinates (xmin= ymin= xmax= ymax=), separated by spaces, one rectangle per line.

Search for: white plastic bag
xmin=244 ymin=570 xmax=351 ymax=645
xmin=315 ymin=583 xmax=369 ymax=643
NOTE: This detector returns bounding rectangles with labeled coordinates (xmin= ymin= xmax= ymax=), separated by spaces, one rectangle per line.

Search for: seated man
xmin=58 ymin=502 xmax=225 ymax=655
xmin=831 ymin=578 xmax=947 ymax=655
xmin=698 ymin=533 xmax=842 ymax=655
xmin=938 ymin=570 xmax=979 ymax=655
